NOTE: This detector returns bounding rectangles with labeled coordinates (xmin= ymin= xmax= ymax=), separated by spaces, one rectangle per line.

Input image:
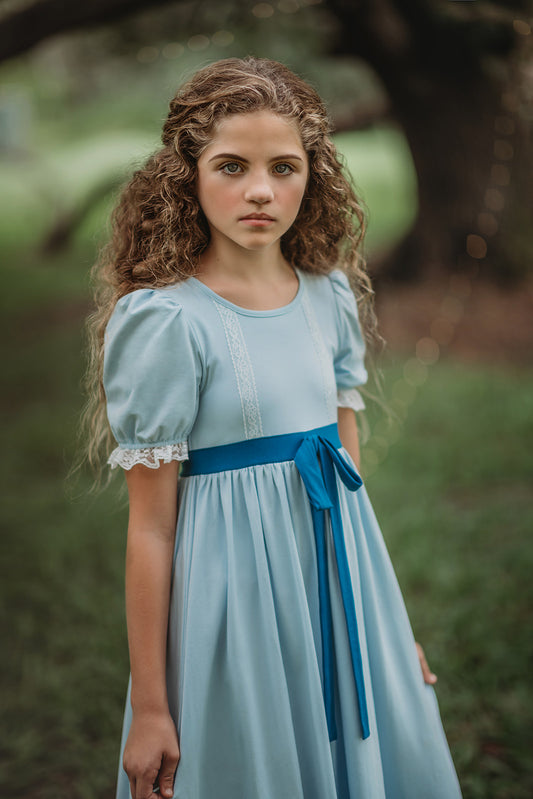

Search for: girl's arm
xmin=123 ymin=461 xmax=181 ymax=799
xmin=337 ymin=407 xmax=437 ymax=687
xmin=337 ymin=406 xmax=361 ymax=471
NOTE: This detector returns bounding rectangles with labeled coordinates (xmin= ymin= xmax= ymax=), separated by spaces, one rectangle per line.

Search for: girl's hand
xmin=123 ymin=709 xmax=180 ymax=799
xmin=416 ymin=642 xmax=438 ymax=685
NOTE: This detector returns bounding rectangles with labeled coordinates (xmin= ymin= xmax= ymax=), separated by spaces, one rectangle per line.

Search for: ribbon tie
xmin=294 ymin=434 xmax=370 ymax=741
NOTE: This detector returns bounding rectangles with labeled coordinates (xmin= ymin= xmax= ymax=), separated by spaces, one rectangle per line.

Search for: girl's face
xmin=196 ymin=111 xmax=308 ymax=260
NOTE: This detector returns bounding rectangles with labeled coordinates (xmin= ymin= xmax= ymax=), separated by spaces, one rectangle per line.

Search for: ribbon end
xmin=327 ymin=715 xmax=338 ymax=742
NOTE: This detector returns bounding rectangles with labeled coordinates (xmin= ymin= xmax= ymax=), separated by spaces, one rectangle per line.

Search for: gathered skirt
xmin=115 ymin=443 xmax=461 ymax=798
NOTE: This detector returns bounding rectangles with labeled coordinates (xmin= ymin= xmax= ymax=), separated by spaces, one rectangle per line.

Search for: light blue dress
xmin=104 ymin=269 xmax=462 ymax=799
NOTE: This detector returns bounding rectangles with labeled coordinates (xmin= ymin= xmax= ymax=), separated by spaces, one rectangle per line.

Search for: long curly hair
xmin=83 ymin=56 xmax=378 ymax=476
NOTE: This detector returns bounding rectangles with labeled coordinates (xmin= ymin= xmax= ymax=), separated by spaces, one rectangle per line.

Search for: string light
xmin=466 ymin=234 xmax=487 ymax=260
xmin=136 ymin=46 xmax=159 ymax=63
xmin=430 ymin=317 xmax=456 ymax=346
xmin=252 ymin=3 xmax=275 ymax=17
xmin=403 ymin=358 xmax=428 ymax=386
xmin=212 ymin=30 xmax=234 ymax=47
xmin=493 ymin=139 xmax=514 ymax=160
xmin=162 ymin=42 xmax=184 ymax=59
xmin=415 ymin=338 xmax=440 ymax=366
xmin=490 ymin=164 xmax=510 ymax=186
xmin=494 ymin=116 xmax=515 ymax=136
xmin=501 ymin=91 xmax=520 ymax=112
xmin=513 ymin=19 xmax=531 ymax=36
xmin=476 ymin=211 xmax=498 ymax=237
xmin=484 ymin=187 xmax=505 ymax=212
xmin=187 ymin=35 xmax=210 ymax=51
xmin=278 ymin=0 xmax=300 ymax=12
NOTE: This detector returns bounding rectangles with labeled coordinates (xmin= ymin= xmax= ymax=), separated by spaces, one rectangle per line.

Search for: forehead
xmin=203 ymin=110 xmax=305 ymax=156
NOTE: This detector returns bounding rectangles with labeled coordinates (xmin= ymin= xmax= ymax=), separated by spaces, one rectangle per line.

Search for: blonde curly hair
xmin=83 ymin=56 xmax=377 ymax=475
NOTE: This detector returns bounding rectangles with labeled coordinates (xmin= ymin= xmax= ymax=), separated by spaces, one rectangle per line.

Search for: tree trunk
xmin=325 ymin=0 xmax=532 ymax=282
xmin=377 ymin=64 xmax=503 ymax=281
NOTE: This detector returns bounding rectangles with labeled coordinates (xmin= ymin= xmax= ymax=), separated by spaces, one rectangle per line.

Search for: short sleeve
xmin=103 ymin=289 xmax=201 ymax=469
xmin=329 ymin=270 xmax=368 ymax=413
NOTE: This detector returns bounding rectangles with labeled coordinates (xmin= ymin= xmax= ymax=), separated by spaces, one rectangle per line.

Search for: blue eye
xmin=273 ymin=163 xmax=293 ymax=175
xmin=221 ymin=162 xmax=242 ymax=174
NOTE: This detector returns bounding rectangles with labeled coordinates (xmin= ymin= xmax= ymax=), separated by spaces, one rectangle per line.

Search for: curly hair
xmin=83 ymin=56 xmax=378 ymax=475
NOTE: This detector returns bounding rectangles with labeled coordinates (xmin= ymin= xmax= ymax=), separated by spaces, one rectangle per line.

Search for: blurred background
xmin=1 ymin=1 xmax=532 ymax=797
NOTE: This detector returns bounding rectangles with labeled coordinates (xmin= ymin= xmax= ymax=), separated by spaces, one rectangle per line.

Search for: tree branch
xmin=0 ymin=0 xmax=180 ymax=62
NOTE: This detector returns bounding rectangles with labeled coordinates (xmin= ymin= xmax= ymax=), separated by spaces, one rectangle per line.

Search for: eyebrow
xmin=207 ymin=152 xmax=305 ymax=163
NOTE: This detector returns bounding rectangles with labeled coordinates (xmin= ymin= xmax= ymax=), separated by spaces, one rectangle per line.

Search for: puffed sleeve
xmin=103 ymin=289 xmax=201 ymax=469
xmin=329 ymin=270 xmax=368 ymax=413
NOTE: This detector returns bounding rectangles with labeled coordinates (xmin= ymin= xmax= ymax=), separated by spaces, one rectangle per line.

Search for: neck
xmin=197 ymin=240 xmax=290 ymax=284
xmin=194 ymin=239 xmax=299 ymax=311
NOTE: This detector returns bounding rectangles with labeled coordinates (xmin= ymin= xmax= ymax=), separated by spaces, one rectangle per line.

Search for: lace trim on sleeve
xmin=108 ymin=442 xmax=189 ymax=470
xmin=337 ymin=387 xmax=366 ymax=412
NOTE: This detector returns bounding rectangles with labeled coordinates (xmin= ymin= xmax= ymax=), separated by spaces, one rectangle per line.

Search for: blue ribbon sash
xmin=181 ymin=423 xmax=370 ymax=741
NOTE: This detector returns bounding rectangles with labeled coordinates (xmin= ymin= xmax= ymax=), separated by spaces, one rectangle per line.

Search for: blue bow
xmin=294 ymin=435 xmax=370 ymax=741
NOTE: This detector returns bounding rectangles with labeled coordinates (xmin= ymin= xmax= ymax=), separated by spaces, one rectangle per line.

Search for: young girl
xmin=89 ymin=57 xmax=462 ymax=799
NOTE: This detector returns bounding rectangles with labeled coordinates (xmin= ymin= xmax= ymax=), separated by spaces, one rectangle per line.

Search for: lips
xmin=240 ymin=213 xmax=275 ymax=221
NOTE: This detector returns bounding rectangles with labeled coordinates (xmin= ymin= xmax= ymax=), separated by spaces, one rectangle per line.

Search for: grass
xmin=1 ymin=248 xmax=532 ymax=797
xmin=363 ymin=364 xmax=533 ymax=799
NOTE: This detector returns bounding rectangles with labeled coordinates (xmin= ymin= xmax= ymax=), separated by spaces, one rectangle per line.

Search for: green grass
xmin=362 ymin=364 xmax=533 ymax=799
xmin=1 ymin=250 xmax=532 ymax=797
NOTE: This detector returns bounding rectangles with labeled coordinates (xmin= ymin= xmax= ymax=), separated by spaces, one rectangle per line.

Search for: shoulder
xmin=299 ymin=268 xmax=355 ymax=311
xmin=103 ymin=284 xmax=203 ymax=395
xmin=106 ymin=281 xmax=204 ymax=341
xmin=108 ymin=288 xmax=182 ymax=330
xmin=299 ymin=268 xmax=351 ymax=294
xmin=327 ymin=269 xmax=352 ymax=297
xmin=104 ymin=284 xmax=203 ymax=368
xmin=110 ymin=286 xmax=183 ymax=321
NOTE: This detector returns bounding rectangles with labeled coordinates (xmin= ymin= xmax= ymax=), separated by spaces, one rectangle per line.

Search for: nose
xmin=243 ymin=173 xmax=274 ymax=205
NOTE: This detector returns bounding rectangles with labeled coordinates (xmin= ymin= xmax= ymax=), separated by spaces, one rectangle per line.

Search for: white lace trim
xmin=337 ymin=387 xmax=366 ymax=412
xmin=108 ymin=442 xmax=189 ymax=470
xmin=215 ymin=303 xmax=264 ymax=439
xmin=301 ymin=289 xmax=337 ymax=420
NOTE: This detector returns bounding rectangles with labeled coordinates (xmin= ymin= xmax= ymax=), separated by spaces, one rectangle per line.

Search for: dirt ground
xmin=375 ymin=275 xmax=533 ymax=367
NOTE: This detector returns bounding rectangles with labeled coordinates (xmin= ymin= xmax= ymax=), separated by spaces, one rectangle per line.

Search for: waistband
xmin=181 ymin=423 xmax=341 ymax=476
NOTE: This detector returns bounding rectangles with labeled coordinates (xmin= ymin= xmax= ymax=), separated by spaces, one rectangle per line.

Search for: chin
xmin=238 ymin=238 xmax=276 ymax=252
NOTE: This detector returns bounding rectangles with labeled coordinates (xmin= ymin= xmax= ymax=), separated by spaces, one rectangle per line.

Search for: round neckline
xmin=189 ymin=268 xmax=304 ymax=317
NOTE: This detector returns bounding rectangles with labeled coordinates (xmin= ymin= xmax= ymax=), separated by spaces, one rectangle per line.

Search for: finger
xmin=416 ymin=642 xmax=437 ymax=683
xmin=129 ymin=778 xmax=136 ymax=799
xmin=136 ymin=774 xmax=160 ymax=799
xmin=158 ymin=750 xmax=180 ymax=798
xmin=416 ymin=642 xmax=437 ymax=684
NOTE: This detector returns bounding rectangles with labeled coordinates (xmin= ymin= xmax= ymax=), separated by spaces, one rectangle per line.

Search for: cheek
xmin=285 ymin=180 xmax=307 ymax=213
xmin=200 ymin=178 xmax=241 ymax=216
